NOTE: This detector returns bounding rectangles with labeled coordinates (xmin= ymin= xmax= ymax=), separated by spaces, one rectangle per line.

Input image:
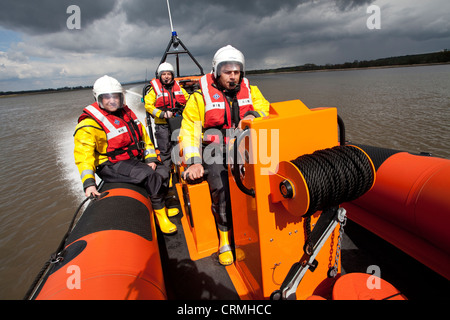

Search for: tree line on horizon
xmin=1 ymin=50 xmax=449 ymax=96
xmin=247 ymin=50 xmax=450 ymax=75
xmin=0 ymin=85 xmax=92 ymax=97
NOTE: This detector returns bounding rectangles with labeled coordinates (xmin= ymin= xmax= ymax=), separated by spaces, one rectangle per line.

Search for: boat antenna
xmin=166 ymin=0 xmax=180 ymax=50
xmin=166 ymin=0 xmax=175 ymax=34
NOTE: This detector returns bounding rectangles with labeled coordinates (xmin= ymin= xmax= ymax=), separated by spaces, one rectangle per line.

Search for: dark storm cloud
xmin=116 ymin=0 xmax=380 ymax=65
xmin=119 ymin=1 xmax=313 ymax=67
xmin=0 ymin=0 xmax=376 ymax=37
xmin=1 ymin=0 xmax=449 ymax=92
xmin=122 ymin=0 xmax=304 ymax=27
xmin=0 ymin=0 xmax=117 ymax=34
xmin=335 ymin=0 xmax=375 ymax=11
xmin=121 ymin=0 xmax=374 ymax=31
xmin=0 ymin=0 xmax=379 ymax=59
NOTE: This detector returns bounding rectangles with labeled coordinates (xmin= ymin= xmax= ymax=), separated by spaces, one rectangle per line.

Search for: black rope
xmin=23 ymin=195 xmax=96 ymax=300
xmin=291 ymin=145 xmax=374 ymax=217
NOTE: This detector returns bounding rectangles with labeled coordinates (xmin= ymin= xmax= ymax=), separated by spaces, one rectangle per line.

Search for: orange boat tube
xmin=30 ymin=183 xmax=167 ymax=300
xmin=344 ymin=145 xmax=450 ymax=280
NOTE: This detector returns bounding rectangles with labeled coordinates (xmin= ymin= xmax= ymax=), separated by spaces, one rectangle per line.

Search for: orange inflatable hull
xmin=344 ymin=146 xmax=450 ymax=280
xmin=33 ymin=183 xmax=167 ymax=300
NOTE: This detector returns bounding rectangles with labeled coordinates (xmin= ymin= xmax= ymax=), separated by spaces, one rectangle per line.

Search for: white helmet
xmin=212 ymin=45 xmax=245 ymax=80
xmin=157 ymin=62 xmax=175 ymax=79
xmin=93 ymin=75 xmax=124 ymax=109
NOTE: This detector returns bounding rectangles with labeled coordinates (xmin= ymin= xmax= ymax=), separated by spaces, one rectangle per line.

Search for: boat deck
xmin=157 ymin=206 xmax=240 ymax=300
xmin=157 ymin=188 xmax=450 ymax=300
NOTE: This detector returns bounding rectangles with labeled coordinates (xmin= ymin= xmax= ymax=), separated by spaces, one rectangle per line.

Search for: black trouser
xmin=202 ymin=144 xmax=232 ymax=232
xmin=97 ymin=158 xmax=169 ymax=210
xmin=154 ymin=124 xmax=172 ymax=169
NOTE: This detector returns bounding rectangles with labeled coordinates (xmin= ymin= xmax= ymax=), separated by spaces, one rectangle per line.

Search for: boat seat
xmin=175 ymin=180 xmax=219 ymax=260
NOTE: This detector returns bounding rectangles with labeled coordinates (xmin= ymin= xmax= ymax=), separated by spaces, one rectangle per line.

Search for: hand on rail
xmin=182 ymin=164 xmax=208 ymax=184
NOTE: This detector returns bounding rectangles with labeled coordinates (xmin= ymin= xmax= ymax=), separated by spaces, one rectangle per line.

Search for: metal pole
xmin=166 ymin=0 xmax=174 ymax=33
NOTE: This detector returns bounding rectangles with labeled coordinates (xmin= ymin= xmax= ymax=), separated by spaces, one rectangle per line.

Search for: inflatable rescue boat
xmin=24 ymin=12 xmax=449 ymax=299
xmin=25 ymin=97 xmax=450 ymax=300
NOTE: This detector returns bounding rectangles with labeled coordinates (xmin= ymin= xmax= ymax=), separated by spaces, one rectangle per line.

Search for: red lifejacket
xmin=200 ymin=73 xmax=254 ymax=129
xmin=151 ymin=78 xmax=186 ymax=109
xmin=78 ymin=102 xmax=145 ymax=163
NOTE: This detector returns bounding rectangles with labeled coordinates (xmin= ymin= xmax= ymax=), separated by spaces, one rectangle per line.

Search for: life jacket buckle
xmin=137 ymin=141 xmax=146 ymax=150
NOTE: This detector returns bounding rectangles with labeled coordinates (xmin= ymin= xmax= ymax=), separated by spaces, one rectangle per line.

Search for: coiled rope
xmin=291 ymin=145 xmax=375 ymax=217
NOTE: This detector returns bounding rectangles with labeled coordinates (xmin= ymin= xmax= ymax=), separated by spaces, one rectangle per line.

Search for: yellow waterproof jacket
xmin=144 ymin=82 xmax=190 ymax=125
xmin=180 ymin=82 xmax=270 ymax=165
xmin=74 ymin=115 xmax=157 ymax=191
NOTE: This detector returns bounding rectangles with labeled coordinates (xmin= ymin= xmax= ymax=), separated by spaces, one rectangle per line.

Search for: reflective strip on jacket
xmin=179 ymin=76 xmax=270 ymax=165
xmin=144 ymin=79 xmax=189 ymax=125
xmin=200 ymin=73 xmax=254 ymax=129
xmin=74 ymin=103 xmax=157 ymax=190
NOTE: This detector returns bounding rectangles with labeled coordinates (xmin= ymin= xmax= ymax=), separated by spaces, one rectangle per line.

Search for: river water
xmin=0 ymin=64 xmax=449 ymax=299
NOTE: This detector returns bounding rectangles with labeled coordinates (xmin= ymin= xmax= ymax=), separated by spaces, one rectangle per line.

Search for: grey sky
xmin=0 ymin=0 xmax=449 ymax=91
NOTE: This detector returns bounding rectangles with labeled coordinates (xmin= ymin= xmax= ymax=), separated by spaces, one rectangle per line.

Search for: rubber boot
xmin=167 ymin=207 xmax=179 ymax=217
xmin=218 ymin=229 xmax=234 ymax=266
xmin=154 ymin=207 xmax=177 ymax=235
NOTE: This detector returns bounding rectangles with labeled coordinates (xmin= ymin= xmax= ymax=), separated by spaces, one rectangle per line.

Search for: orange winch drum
xmin=289 ymin=145 xmax=376 ymax=217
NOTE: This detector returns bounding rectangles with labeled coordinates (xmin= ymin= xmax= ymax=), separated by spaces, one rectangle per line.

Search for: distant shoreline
xmin=248 ymin=61 xmax=450 ymax=76
xmin=0 ymin=81 xmax=144 ymax=98
xmin=2 ymin=49 xmax=449 ymax=97
xmin=0 ymin=86 xmax=92 ymax=98
xmin=2 ymin=63 xmax=447 ymax=99
xmin=247 ymin=50 xmax=450 ymax=75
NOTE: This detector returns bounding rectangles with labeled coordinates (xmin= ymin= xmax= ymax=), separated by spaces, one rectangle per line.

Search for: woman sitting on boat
xmin=73 ymin=75 xmax=177 ymax=235
xmin=179 ymin=45 xmax=270 ymax=265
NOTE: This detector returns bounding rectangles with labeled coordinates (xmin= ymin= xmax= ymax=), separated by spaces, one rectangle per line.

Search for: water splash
xmin=125 ymin=84 xmax=146 ymax=123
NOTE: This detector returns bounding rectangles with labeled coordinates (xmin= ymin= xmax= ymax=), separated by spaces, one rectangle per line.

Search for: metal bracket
xmin=271 ymin=207 xmax=347 ymax=300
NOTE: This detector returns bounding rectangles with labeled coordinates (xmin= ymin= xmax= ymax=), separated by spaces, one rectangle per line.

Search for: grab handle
xmin=232 ymin=128 xmax=255 ymax=198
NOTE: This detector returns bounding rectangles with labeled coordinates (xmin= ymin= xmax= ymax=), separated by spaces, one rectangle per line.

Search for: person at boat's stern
xmin=179 ymin=45 xmax=270 ymax=265
xmin=73 ymin=75 xmax=177 ymax=235
xmin=144 ymin=62 xmax=189 ymax=217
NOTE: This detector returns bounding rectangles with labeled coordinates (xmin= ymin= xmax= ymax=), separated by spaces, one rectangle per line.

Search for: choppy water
xmin=253 ymin=64 xmax=450 ymax=158
xmin=0 ymin=64 xmax=449 ymax=299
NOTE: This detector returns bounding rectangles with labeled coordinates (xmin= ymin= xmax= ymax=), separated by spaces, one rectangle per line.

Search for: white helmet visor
xmin=216 ymin=61 xmax=243 ymax=78
xmin=98 ymin=92 xmax=124 ymax=109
